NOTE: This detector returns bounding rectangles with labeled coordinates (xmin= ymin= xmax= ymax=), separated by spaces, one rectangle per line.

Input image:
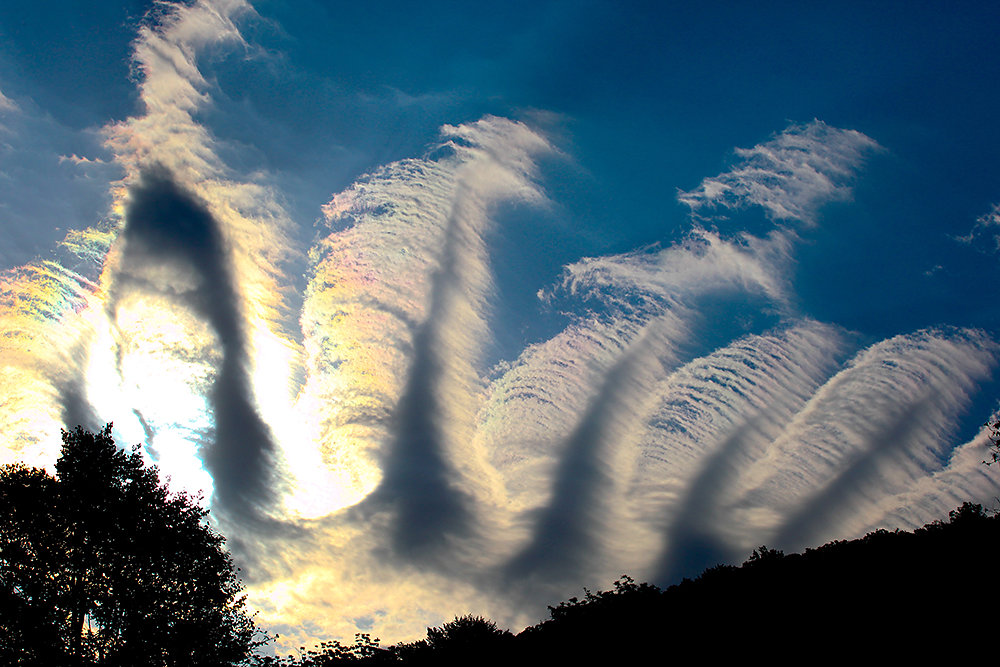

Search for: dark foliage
xmin=7 ymin=425 xmax=997 ymax=664
xmin=401 ymin=615 xmax=514 ymax=666
xmin=253 ymin=616 xmax=514 ymax=667
xmin=521 ymin=502 xmax=1000 ymax=662
xmin=266 ymin=503 xmax=1000 ymax=664
xmin=250 ymin=633 xmax=396 ymax=666
xmin=0 ymin=425 xmax=260 ymax=666
xmin=986 ymin=417 xmax=1000 ymax=466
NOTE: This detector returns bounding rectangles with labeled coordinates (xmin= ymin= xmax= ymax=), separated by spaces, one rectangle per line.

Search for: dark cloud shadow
xmin=110 ymin=165 xmax=278 ymax=525
xmin=357 ymin=196 xmax=478 ymax=562
xmin=56 ymin=372 xmax=99 ymax=435
xmin=502 ymin=334 xmax=656 ymax=586
xmin=771 ymin=395 xmax=937 ymax=553
xmin=363 ymin=321 xmax=473 ymax=561
xmin=651 ymin=415 xmax=770 ymax=585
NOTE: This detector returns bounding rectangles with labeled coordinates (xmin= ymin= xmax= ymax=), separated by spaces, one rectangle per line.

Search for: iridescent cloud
xmin=1 ymin=0 xmax=997 ymax=652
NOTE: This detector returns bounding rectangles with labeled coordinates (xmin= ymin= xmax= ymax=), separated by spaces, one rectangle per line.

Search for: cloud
xmin=513 ymin=321 xmax=706 ymax=585
xmin=552 ymin=227 xmax=796 ymax=308
xmin=874 ymin=413 xmax=1000 ymax=529
xmin=0 ymin=91 xmax=119 ymax=270
xmin=110 ymin=166 xmax=279 ymax=521
xmin=2 ymin=0 xmax=298 ymax=527
xmin=0 ymin=88 xmax=18 ymax=114
xmin=956 ymin=202 xmax=1000 ymax=253
xmin=103 ymin=0 xmax=296 ymax=333
xmin=724 ymin=328 xmax=997 ymax=553
xmin=0 ymin=261 xmax=101 ymax=465
xmin=493 ymin=236 xmax=792 ymax=588
xmin=58 ymin=154 xmax=109 ymax=166
xmin=2 ymin=2 xmax=1000 ymax=651
xmin=88 ymin=0 xmax=307 ymax=528
xmin=249 ymin=113 xmax=996 ymax=644
xmin=478 ymin=117 xmax=876 ymax=590
xmin=677 ymin=120 xmax=881 ymax=224
xmin=299 ymin=116 xmax=555 ymax=561
xmin=625 ymin=321 xmax=849 ymax=582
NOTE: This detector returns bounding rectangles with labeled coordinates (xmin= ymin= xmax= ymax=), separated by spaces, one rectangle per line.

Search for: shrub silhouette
xmin=425 ymin=614 xmax=512 ymax=650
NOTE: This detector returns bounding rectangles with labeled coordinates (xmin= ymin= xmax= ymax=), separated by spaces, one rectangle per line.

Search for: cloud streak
xmin=1 ymin=0 xmax=998 ymax=650
xmin=958 ymin=202 xmax=1000 ymax=253
xmin=677 ymin=120 xmax=881 ymax=224
xmin=112 ymin=166 xmax=279 ymax=519
xmin=302 ymin=118 xmax=553 ymax=559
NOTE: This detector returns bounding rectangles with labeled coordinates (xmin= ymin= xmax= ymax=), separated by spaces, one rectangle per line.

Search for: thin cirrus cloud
xmin=677 ymin=120 xmax=882 ymax=225
xmin=0 ymin=88 xmax=16 ymax=113
xmin=298 ymin=116 xmax=554 ymax=558
xmin=97 ymin=0 xmax=304 ymax=526
xmin=719 ymin=329 xmax=995 ymax=554
xmin=0 ymin=87 xmax=119 ymax=270
xmin=0 ymin=0 xmax=299 ymax=524
xmin=957 ymin=202 xmax=1000 ymax=253
xmin=1 ymin=0 xmax=998 ymax=649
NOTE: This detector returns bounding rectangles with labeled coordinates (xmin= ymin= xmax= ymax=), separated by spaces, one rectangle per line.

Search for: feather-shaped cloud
xmin=0 ymin=0 xmax=997 ymax=651
xmin=677 ymin=120 xmax=881 ymax=224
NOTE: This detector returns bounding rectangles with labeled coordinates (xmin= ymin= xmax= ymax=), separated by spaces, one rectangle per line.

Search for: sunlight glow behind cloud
xmin=1 ymin=0 xmax=998 ymax=650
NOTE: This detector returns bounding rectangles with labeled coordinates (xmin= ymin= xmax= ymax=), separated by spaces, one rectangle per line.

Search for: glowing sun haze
xmin=1 ymin=0 xmax=1000 ymax=650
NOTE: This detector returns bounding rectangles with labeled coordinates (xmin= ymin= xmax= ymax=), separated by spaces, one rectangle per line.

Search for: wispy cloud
xmin=111 ymin=166 xmax=280 ymax=520
xmin=553 ymin=227 xmax=796 ymax=307
xmin=875 ymin=412 xmax=1000 ymax=529
xmin=0 ymin=91 xmax=119 ymax=269
xmin=956 ymin=202 xmax=1000 ymax=253
xmin=0 ymin=260 xmax=101 ymax=462
xmin=0 ymin=87 xmax=19 ymax=137
xmin=0 ymin=88 xmax=17 ymax=114
xmin=630 ymin=321 xmax=849 ymax=582
xmin=91 ymin=0 xmax=307 ymax=526
xmin=726 ymin=328 xmax=997 ymax=553
xmin=677 ymin=120 xmax=881 ymax=224
xmin=1 ymin=2 xmax=998 ymax=651
xmin=0 ymin=0 xmax=300 ymax=524
xmin=57 ymin=154 xmax=109 ymax=166
xmin=300 ymin=117 xmax=554 ymax=558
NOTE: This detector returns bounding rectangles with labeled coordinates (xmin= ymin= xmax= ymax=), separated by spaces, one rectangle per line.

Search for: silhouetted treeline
xmin=260 ymin=502 xmax=1000 ymax=665
xmin=9 ymin=429 xmax=996 ymax=664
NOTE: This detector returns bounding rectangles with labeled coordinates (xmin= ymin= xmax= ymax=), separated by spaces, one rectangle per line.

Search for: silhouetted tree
xmin=395 ymin=615 xmax=513 ymax=666
xmin=425 ymin=614 xmax=512 ymax=651
xmin=0 ymin=463 xmax=66 ymax=665
xmin=251 ymin=634 xmax=395 ymax=666
xmin=0 ymin=425 xmax=260 ymax=666
xmin=743 ymin=545 xmax=784 ymax=565
xmin=986 ymin=417 xmax=1000 ymax=466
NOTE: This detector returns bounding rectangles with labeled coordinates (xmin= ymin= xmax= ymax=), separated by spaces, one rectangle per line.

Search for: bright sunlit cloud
xmin=1 ymin=0 xmax=999 ymax=651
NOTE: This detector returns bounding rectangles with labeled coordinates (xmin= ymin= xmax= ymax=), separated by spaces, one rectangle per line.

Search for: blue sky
xmin=2 ymin=0 xmax=999 ymax=648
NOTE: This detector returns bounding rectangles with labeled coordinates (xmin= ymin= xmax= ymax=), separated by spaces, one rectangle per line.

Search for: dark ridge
xmin=516 ymin=503 xmax=999 ymax=663
xmin=257 ymin=502 xmax=1000 ymax=665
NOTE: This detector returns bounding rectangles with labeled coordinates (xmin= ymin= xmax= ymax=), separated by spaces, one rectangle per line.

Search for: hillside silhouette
xmin=257 ymin=501 xmax=1000 ymax=665
xmin=4 ymin=428 xmax=997 ymax=664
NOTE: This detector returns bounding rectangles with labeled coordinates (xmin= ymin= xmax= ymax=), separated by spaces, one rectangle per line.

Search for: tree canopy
xmin=0 ymin=425 xmax=259 ymax=666
xmin=986 ymin=416 xmax=1000 ymax=466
